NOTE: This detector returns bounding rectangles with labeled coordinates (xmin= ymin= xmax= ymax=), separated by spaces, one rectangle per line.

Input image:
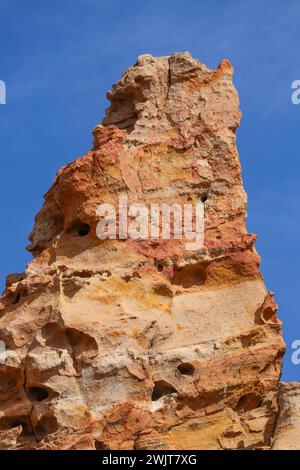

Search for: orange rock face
xmin=0 ymin=53 xmax=286 ymax=450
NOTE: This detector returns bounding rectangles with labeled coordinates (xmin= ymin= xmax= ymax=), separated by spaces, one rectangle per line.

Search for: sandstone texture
xmin=0 ymin=52 xmax=287 ymax=450
xmin=272 ymin=382 xmax=300 ymax=449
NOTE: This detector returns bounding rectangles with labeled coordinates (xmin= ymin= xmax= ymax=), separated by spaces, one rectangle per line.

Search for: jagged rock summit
xmin=0 ymin=52 xmax=287 ymax=450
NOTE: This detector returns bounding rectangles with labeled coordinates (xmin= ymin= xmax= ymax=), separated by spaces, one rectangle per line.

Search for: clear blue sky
xmin=0 ymin=0 xmax=299 ymax=381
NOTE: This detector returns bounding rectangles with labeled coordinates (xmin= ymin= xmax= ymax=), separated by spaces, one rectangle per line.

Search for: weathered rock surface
xmin=0 ymin=52 xmax=286 ymax=450
xmin=272 ymin=382 xmax=300 ymax=449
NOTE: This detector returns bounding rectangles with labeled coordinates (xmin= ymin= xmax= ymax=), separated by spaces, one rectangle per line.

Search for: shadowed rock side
xmin=0 ymin=53 xmax=286 ymax=450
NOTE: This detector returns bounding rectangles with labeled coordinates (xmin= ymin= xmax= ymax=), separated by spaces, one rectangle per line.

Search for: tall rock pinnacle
xmin=0 ymin=53 xmax=286 ymax=450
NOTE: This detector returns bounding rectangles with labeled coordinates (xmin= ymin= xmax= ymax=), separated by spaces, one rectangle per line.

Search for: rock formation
xmin=272 ymin=382 xmax=300 ymax=449
xmin=0 ymin=52 xmax=287 ymax=450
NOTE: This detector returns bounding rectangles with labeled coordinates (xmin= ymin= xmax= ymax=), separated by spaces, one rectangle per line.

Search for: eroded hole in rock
xmin=151 ymin=380 xmax=177 ymax=401
xmin=26 ymin=386 xmax=49 ymax=402
xmin=261 ymin=306 xmax=276 ymax=322
xmin=12 ymin=420 xmax=32 ymax=437
xmin=0 ymin=416 xmax=32 ymax=437
xmin=68 ymin=220 xmax=91 ymax=237
xmin=239 ymin=330 xmax=261 ymax=348
xmin=123 ymin=271 xmax=140 ymax=283
xmin=41 ymin=323 xmax=98 ymax=372
xmin=72 ymin=270 xmax=93 ymax=278
xmin=34 ymin=415 xmax=58 ymax=441
xmin=95 ymin=440 xmax=111 ymax=450
xmin=66 ymin=327 xmax=98 ymax=365
xmin=41 ymin=323 xmax=69 ymax=350
xmin=156 ymin=263 xmax=164 ymax=272
xmin=236 ymin=393 xmax=262 ymax=413
xmin=177 ymin=362 xmax=195 ymax=376
xmin=78 ymin=223 xmax=91 ymax=237
xmin=63 ymin=279 xmax=83 ymax=298
xmin=201 ymin=194 xmax=208 ymax=203
xmin=154 ymin=284 xmax=173 ymax=297
xmin=171 ymin=263 xmax=207 ymax=288
xmin=41 ymin=323 xmax=98 ymax=370
xmin=176 ymin=389 xmax=223 ymax=412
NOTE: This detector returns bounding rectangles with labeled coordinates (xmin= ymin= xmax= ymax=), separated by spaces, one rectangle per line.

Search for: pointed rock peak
xmin=100 ymin=52 xmax=236 ymax=143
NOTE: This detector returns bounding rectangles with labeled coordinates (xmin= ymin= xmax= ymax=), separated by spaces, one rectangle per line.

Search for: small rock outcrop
xmin=0 ymin=53 xmax=287 ymax=450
